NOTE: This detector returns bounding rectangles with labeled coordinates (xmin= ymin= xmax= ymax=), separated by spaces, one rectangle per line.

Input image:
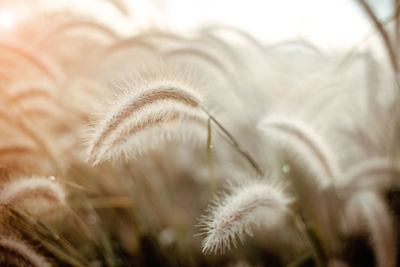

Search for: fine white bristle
xmin=199 ymin=180 xmax=292 ymax=254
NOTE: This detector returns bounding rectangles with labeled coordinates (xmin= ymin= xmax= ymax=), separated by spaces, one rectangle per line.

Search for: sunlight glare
xmin=0 ymin=10 xmax=17 ymax=30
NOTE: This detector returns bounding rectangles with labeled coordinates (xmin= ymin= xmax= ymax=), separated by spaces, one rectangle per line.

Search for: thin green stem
xmin=286 ymin=251 xmax=312 ymax=267
xmin=201 ymin=107 xmax=263 ymax=176
xmin=207 ymin=118 xmax=216 ymax=194
xmin=298 ymin=211 xmax=326 ymax=267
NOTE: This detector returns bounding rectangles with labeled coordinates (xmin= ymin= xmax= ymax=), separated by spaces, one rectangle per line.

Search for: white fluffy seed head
xmin=85 ymin=100 xmax=208 ymax=164
xmin=0 ymin=235 xmax=51 ymax=267
xmin=84 ymin=67 xmax=208 ymax=164
xmin=338 ymin=157 xmax=400 ymax=193
xmin=199 ymin=180 xmax=292 ymax=254
xmin=258 ymin=115 xmax=338 ymax=187
xmin=0 ymin=175 xmax=66 ymax=216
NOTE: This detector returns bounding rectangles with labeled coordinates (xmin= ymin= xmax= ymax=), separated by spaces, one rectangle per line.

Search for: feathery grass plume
xmin=265 ymin=39 xmax=322 ymax=56
xmin=100 ymin=37 xmax=156 ymax=63
xmin=133 ymin=30 xmax=184 ymax=45
xmin=0 ymin=175 xmax=66 ymax=216
xmin=0 ymin=39 xmax=63 ymax=82
xmin=164 ymin=47 xmax=233 ymax=82
xmin=199 ymin=180 xmax=292 ymax=254
xmin=85 ymin=65 xmax=208 ymax=164
xmin=0 ymin=235 xmax=51 ymax=267
xmin=40 ymin=20 xmax=121 ymax=43
xmin=338 ymin=157 xmax=400 ymax=193
xmin=258 ymin=115 xmax=338 ymax=186
xmin=0 ymin=207 xmax=89 ymax=267
xmin=6 ymin=81 xmax=87 ymax=122
xmin=280 ymin=148 xmax=345 ymax=256
xmin=344 ymin=190 xmax=397 ymax=267
xmin=5 ymin=83 xmax=65 ymax=122
xmin=6 ymin=81 xmax=56 ymax=103
xmin=0 ymin=144 xmax=47 ymax=172
xmin=0 ymin=145 xmax=37 ymax=158
xmin=195 ymin=32 xmax=245 ymax=69
xmin=10 ymin=87 xmax=54 ymax=104
xmin=94 ymin=102 xmax=208 ymax=163
xmin=66 ymin=78 xmax=110 ymax=111
xmin=0 ymin=89 xmax=65 ymax=172
xmin=163 ymin=46 xmax=245 ymax=114
xmin=201 ymin=25 xmax=267 ymax=58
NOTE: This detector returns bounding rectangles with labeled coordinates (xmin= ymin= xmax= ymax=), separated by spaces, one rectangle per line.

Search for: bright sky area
xmin=0 ymin=0 xmax=393 ymax=52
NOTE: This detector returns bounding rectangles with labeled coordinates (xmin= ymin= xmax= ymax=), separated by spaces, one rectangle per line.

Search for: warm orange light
xmin=0 ymin=10 xmax=17 ymax=30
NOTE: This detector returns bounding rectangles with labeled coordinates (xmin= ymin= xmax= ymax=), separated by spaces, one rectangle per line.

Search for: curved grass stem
xmin=201 ymin=107 xmax=263 ymax=176
xmin=356 ymin=0 xmax=398 ymax=72
xmin=286 ymin=251 xmax=312 ymax=267
xmin=207 ymin=118 xmax=216 ymax=194
xmin=298 ymin=211 xmax=326 ymax=267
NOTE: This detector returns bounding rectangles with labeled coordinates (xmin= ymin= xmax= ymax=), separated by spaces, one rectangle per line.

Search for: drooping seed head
xmin=85 ymin=67 xmax=208 ymax=164
xmin=0 ymin=175 xmax=66 ymax=216
xmin=199 ymin=180 xmax=292 ymax=254
xmin=339 ymin=157 xmax=400 ymax=194
xmin=0 ymin=235 xmax=51 ymax=267
xmin=258 ymin=115 xmax=338 ymax=187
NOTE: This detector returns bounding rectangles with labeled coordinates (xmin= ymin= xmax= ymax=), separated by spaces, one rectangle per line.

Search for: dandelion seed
xmin=199 ymin=180 xmax=291 ymax=254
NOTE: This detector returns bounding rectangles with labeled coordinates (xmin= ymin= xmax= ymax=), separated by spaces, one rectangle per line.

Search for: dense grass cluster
xmin=0 ymin=0 xmax=399 ymax=266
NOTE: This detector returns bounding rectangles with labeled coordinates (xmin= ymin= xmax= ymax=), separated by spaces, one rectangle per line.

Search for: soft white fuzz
xmin=199 ymin=180 xmax=292 ymax=254
xmin=259 ymin=115 xmax=339 ymax=186
xmin=0 ymin=175 xmax=66 ymax=215
xmin=85 ymin=71 xmax=208 ymax=164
